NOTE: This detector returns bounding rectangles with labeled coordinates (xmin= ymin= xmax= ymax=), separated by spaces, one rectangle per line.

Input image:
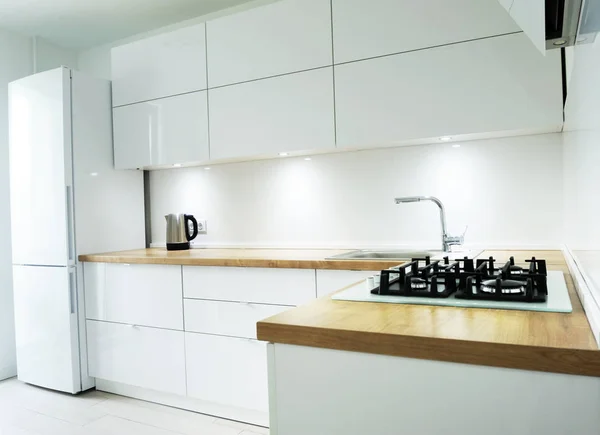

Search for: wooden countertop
xmin=78 ymin=248 xmax=405 ymax=271
xmin=257 ymin=250 xmax=600 ymax=377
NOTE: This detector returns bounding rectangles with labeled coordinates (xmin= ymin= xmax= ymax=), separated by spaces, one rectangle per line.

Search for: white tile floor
xmin=0 ymin=378 xmax=269 ymax=435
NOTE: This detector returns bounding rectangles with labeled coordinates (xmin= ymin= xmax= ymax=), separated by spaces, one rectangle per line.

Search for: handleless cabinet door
xmin=332 ymin=0 xmax=519 ymax=64
xmin=84 ymin=263 xmax=183 ymax=330
xmin=111 ymin=23 xmax=207 ymax=107
xmin=186 ymin=333 xmax=268 ymax=413
xmin=183 ymin=266 xmax=316 ymax=305
xmin=113 ymin=91 xmax=209 ymax=169
xmin=87 ymin=320 xmax=186 ymax=395
xmin=335 ymin=33 xmax=563 ymax=149
xmin=9 ymin=68 xmax=72 ymax=266
xmin=209 ymin=68 xmax=335 ymax=160
xmin=207 ymin=0 xmax=332 ymax=87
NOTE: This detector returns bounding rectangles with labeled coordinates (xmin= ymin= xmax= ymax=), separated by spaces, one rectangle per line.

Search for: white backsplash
xmin=150 ymin=133 xmax=563 ymax=249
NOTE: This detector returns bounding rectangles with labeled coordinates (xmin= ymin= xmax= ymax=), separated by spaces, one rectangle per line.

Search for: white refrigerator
xmin=8 ymin=67 xmax=145 ymax=393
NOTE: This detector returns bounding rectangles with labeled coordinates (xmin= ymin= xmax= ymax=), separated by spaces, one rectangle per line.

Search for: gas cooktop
xmin=373 ymin=255 xmax=548 ymax=302
xmin=333 ymin=255 xmax=573 ymax=313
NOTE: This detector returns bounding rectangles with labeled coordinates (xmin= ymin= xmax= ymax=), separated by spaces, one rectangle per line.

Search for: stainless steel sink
xmin=327 ymin=249 xmax=483 ymax=261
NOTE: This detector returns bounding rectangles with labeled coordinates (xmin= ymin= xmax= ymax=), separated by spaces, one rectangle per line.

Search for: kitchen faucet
xmin=394 ymin=196 xmax=464 ymax=252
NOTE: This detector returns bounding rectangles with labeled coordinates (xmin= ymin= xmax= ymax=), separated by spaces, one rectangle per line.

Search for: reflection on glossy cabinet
xmin=84 ymin=263 xmax=183 ymax=330
xmin=111 ymin=23 xmax=207 ymax=107
xmin=113 ymin=91 xmax=209 ymax=169
xmin=207 ymin=0 xmax=332 ymax=87
xmin=335 ymin=32 xmax=563 ymax=148
xmin=332 ymin=0 xmax=519 ymax=64
xmin=209 ymin=68 xmax=335 ymax=160
xmin=87 ymin=320 xmax=186 ymax=396
xmin=185 ymin=332 xmax=268 ymax=413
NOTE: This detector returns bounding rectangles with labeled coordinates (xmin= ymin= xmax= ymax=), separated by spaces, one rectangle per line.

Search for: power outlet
xmin=197 ymin=219 xmax=207 ymax=234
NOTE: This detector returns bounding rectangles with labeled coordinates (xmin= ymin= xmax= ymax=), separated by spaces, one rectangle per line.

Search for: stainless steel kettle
xmin=165 ymin=214 xmax=198 ymax=251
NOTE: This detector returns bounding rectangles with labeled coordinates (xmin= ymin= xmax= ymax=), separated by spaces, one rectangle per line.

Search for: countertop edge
xmin=256 ymin=321 xmax=600 ymax=377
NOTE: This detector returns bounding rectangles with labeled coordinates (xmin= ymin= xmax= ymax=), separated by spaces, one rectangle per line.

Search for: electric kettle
xmin=165 ymin=214 xmax=198 ymax=251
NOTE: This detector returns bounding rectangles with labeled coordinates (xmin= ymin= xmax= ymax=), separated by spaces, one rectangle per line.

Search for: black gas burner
xmin=371 ymin=256 xmax=548 ymax=303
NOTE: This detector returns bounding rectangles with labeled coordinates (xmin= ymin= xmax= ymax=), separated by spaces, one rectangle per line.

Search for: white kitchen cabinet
xmin=84 ymin=263 xmax=183 ymax=330
xmin=87 ymin=320 xmax=186 ymax=396
xmin=209 ymin=67 xmax=335 ymax=160
xmin=332 ymin=0 xmax=520 ymax=64
xmin=207 ymin=0 xmax=332 ymax=87
xmin=335 ymin=32 xmax=563 ymax=149
xmin=113 ymin=91 xmax=209 ymax=169
xmin=316 ymin=270 xmax=378 ymax=298
xmin=183 ymin=266 xmax=316 ymax=305
xmin=185 ymin=332 xmax=268 ymax=413
xmin=111 ymin=23 xmax=207 ymax=107
xmin=184 ymin=299 xmax=289 ymax=339
xmin=497 ymin=0 xmax=545 ymax=53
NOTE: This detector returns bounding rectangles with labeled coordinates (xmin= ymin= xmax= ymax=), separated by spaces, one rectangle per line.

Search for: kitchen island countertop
xmin=257 ymin=250 xmax=600 ymax=377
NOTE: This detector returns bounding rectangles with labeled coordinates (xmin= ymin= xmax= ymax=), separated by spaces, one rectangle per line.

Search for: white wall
xmin=0 ymin=28 xmax=33 ymax=381
xmin=34 ymin=36 xmax=78 ymax=73
xmin=150 ymin=134 xmax=563 ymax=249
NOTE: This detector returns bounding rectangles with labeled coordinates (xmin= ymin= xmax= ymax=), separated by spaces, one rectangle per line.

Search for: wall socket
xmin=197 ymin=219 xmax=207 ymax=234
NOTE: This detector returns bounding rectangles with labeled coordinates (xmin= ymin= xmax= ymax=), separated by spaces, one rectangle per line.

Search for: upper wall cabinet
xmin=206 ymin=0 xmax=332 ymax=88
xmin=113 ymin=91 xmax=209 ymax=169
xmin=209 ymin=67 xmax=335 ymax=160
xmin=497 ymin=0 xmax=546 ymax=53
xmin=332 ymin=0 xmax=520 ymax=64
xmin=335 ymin=33 xmax=563 ymax=149
xmin=111 ymin=24 xmax=207 ymax=107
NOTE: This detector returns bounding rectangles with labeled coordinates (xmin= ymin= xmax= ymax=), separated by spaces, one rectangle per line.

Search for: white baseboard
xmin=0 ymin=366 xmax=16 ymax=382
xmin=562 ymin=246 xmax=600 ymax=346
xmin=95 ymin=379 xmax=268 ymax=428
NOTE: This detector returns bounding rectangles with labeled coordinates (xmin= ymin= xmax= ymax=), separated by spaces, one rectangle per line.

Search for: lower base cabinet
xmin=185 ymin=332 xmax=269 ymax=413
xmin=87 ymin=320 xmax=186 ymax=396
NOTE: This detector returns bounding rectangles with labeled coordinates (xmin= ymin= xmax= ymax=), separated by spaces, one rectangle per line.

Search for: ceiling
xmin=0 ymin=0 xmax=256 ymax=49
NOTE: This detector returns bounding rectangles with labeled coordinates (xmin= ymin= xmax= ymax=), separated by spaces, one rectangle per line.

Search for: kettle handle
xmin=184 ymin=215 xmax=198 ymax=241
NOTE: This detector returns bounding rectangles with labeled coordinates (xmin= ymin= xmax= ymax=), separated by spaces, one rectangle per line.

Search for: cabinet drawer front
xmin=111 ymin=23 xmax=207 ymax=106
xmin=113 ymin=91 xmax=209 ymax=169
xmin=185 ymin=332 xmax=268 ymax=413
xmin=184 ymin=299 xmax=289 ymax=339
xmin=316 ymin=269 xmax=379 ymax=298
xmin=209 ymin=67 xmax=335 ymax=160
xmin=207 ymin=0 xmax=332 ymax=87
xmin=84 ymin=263 xmax=183 ymax=330
xmin=87 ymin=320 xmax=186 ymax=396
xmin=183 ymin=266 xmax=316 ymax=305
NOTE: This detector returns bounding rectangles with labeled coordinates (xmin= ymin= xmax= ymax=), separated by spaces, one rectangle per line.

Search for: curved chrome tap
xmin=394 ymin=196 xmax=464 ymax=252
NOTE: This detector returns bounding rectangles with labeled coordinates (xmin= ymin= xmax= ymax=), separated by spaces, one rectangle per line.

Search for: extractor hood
xmin=498 ymin=0 xmax=585 ymax=52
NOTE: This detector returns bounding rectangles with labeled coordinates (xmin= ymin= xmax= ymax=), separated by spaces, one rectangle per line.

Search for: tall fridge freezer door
xmin=13 ymin=265 xmax=81 ymax=393
xmin=8 ymin=68 xmax=73 ymax=267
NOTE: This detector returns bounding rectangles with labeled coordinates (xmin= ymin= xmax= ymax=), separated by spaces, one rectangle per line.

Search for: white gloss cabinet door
xmin=207 ymin=0 xmax=332 ymax=87
xmin=183 ymin=266 xmax=316 ymax=306
xmin=186 ymin=333 xmax=268 ymax=413
xmin=209 ymin=68 xmax=335 ymax=160
xmin=335 ymin=33 xmax=563 ymax=148
xmin=498 ymin=0 xmax=545 ymax=53
xmin=316 ymin=270 xmax=379 ymax=298
xmin=9 ymin=68 xmax=72 ymax=266
xmin=13 ymin=265 xmax=80 ymax=393
xmin=111 ymin=23 xmax=207 ymax=107
xmin=87 ymin=320 xmax=186 ymax=396
xmin=84 ymin=263 xmax=183 ymax=330
xmin=332 ymin=0 xmax=519 ymax=64
xmin=184 ymin=299 xmax=289 ymax=339
xmin=113 ymin=91 xmax=209 ymax=169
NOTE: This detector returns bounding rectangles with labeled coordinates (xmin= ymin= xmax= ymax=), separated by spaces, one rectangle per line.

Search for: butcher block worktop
xmin=78 ymin=247 xmax=404 ymax=270
xmin=257 ymin=250 xmax=600 ymax=377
